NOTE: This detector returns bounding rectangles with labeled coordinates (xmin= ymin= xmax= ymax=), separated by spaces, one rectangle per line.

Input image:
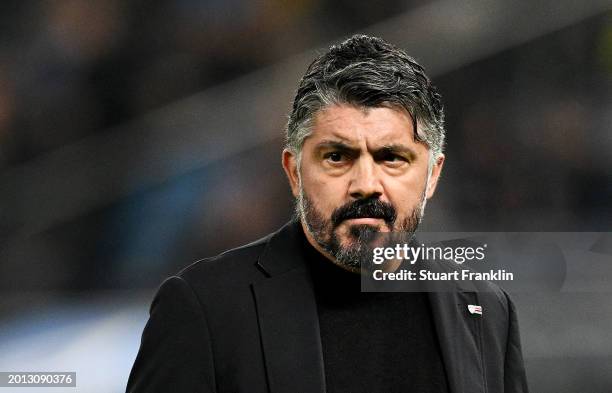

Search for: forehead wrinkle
xmin=315 ymin=121 xmax=404 ymax=146
xmin=311 ymin=104 xmax=419 ymax=151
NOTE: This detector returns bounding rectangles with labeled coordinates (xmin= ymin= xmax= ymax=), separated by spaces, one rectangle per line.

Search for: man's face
xmin=283 ymin=104 xmax=444 ymax=270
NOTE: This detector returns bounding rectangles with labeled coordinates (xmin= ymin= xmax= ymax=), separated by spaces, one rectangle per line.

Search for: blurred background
xmin=0 ymin=0 xmax=611 ymax=392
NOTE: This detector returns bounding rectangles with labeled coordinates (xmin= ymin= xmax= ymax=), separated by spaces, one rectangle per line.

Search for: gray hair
xmin=285 ymin=34 xmax=445 ymax=163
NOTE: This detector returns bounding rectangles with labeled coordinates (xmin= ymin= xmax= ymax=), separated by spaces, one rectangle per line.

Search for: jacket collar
xmin=255 ymin=220 xmax=308 ymax=277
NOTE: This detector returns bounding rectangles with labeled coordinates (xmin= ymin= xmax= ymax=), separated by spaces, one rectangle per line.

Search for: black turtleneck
xmin=301 ymin=231 xmax=450 ymax=393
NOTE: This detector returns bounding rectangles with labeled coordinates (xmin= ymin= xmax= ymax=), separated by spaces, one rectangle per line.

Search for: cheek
xmin=302 ymin=175 xmax=347 ymax=213
xmin=383 ymin=175 xmax=427 ymax=213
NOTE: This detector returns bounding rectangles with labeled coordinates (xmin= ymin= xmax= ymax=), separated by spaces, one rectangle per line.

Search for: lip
xmin=343 ymin=217 xmax=384 ymax=225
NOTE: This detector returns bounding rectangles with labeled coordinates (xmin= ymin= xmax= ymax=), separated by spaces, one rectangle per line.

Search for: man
xmin=127 ymin=35 xmax=529 ymax=393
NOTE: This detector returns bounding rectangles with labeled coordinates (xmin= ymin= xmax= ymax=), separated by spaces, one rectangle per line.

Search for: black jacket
xmin=127 ymin=221 xmax=529 ymax=393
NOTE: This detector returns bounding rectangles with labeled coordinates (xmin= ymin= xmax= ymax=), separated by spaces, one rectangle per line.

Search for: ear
xmin=425 ymin=154 xmax=445 ymax=199
xmin=282 ymin=149 xmax=300 ymax=197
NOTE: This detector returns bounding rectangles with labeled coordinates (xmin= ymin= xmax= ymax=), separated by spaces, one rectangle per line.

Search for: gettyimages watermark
xmin=371 ymin=242 xmax=514 ymax=282
xmin=358 ymin=232 xmax=612 ymax=292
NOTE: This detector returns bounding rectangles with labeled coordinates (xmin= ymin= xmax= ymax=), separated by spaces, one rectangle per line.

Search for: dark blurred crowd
xmin=438 ymin=15 xmax=612 ymax=232
xmin=0 ymin=0 xmax=412 ymax=166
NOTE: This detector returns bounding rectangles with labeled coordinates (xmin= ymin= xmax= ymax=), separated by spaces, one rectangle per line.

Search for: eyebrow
xmin=314 ymin=140 xmax=417 ymax=160
xmin=314 ymin=140 xmax=357 ymax=152
xmin=377 ymin=144 xmax=418 ymax=160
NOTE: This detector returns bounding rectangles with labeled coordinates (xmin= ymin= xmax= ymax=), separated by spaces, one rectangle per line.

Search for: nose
xmin=348 ymin=156 xmax=383 ymax=200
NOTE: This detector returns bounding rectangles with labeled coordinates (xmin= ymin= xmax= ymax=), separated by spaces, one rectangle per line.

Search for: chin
xmin=340 ymin=223 xmax=379 ymax=242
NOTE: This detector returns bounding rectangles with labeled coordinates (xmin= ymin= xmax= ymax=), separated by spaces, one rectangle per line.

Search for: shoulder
xmin=472 ymin=276 xmax=511 ymax=308
xmin=175 ymin=232 xmax=273 ymax=291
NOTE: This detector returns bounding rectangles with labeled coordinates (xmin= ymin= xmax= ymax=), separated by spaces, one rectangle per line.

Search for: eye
xmin=385 ymin=154 xmax=400 ymax=161
xmin=328 ymin=152 xmax=343 ymax=162
xmin=378 ymin=151 xmax=409 ymax=168
xmin=323 ymin=151 xmax=347 ymax=163
xmin=382 ymin=152 xmax=404 ymax=162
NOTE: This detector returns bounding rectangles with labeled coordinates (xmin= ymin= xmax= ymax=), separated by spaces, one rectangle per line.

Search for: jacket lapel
xmin=428 ymin=289 xmax=486 ymax=393
xmin=251 ymin=221 xmax=326 ymax=393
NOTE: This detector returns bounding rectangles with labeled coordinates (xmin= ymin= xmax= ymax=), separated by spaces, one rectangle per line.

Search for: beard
xmin=296 ymin=188 xmax=427 ymax=271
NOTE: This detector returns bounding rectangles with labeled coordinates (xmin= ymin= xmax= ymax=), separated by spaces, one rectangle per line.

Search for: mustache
xmin=331 ymin=198 xmax=397 ymax=227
